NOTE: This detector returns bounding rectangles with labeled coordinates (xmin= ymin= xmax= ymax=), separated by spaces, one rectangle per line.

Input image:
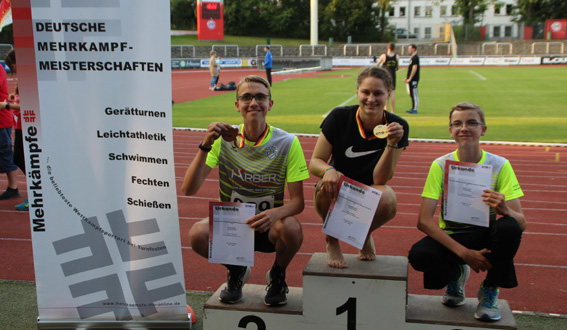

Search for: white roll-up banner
xmin=13 ymin=0 xmax=189 ymax=327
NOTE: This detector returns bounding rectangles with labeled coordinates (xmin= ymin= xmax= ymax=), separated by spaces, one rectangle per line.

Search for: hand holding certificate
xmin=443 ymin=161 xmax=492 ymax=227
xmin=322 ymin=177 xmax=382 ymax=249
xmin=208 ymin=202 xmax=256 ymax=266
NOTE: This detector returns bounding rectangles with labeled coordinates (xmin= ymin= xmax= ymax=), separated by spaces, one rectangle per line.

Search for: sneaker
xmin=442 ymin=264 xmax=470 ymax=307
xmin=0 ymin=187 xmax=20 ymax=200
xmin=474 ymin=282 xmax=501 ymax=322
xmin=264 ymin=270 xmax=289 ymax=306
xmin=406 ymin=109 xmax=418 ymax=114
xmin=219 ymin=266 xmax=251 ymax=304
xmin=15 ymin=198 xmax=29 ymax=211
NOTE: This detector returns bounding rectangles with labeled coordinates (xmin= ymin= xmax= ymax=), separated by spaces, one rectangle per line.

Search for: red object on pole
xmin=197 ymin=0 xmax=224 ymax=41
xmin=545 ymin=19 xmax=567 ymax=40
xmin=480 ymin=26 xmax=486 ymax=40
xmin=0 ymin=0 xmax=12 ymax=31
xmin=523 ymin=26 xmax=533 ymax=40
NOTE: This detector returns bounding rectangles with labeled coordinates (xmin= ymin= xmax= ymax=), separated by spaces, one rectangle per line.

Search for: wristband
xmin=387 ymin=144 xmax=402 ymax=149
xmin=4 ymin=103 xmax=9 ymax=110
xmin=198 ymin=142 xmax=212 ymax=152
xmin=323 ymin=166 xmax=335 ymax=174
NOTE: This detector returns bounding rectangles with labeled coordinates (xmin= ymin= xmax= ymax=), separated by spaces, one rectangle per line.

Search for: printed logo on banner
xmin=23 ymin=110 xmax=36 ymax=123
xmin=519 ymin=57 xmax=541 ymax=65
xmin=207 ymin=19 xmax=216 ymax=30
xmin=42 ymin=152 xmax=185 ymax=319
xmin=541 ymin=56 xmax=567 ymax=65
xmin=51 ymin=209 xmax=185 ymax=319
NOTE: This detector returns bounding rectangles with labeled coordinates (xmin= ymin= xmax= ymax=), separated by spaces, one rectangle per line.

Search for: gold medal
xmin=373 ymin=125 xmax=388 ymax=139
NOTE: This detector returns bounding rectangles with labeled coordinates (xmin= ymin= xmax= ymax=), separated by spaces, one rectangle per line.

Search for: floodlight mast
xmin=311 ymin=0 xmax=318 ymax=45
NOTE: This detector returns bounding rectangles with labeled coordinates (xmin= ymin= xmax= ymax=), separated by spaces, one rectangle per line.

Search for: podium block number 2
xmin=337 ymin=297 xmax=357 ymax=330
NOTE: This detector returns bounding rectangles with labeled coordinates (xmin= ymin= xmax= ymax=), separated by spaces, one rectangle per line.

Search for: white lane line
xmin=322 ymin=94 xmax=357 ymax=117
xmin=469 ymin=70 xmax=487 ymax=80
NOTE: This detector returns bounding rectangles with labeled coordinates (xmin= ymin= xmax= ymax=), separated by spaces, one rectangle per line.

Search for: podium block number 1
xmin=337 ymin=297 xmax=357 ymax=330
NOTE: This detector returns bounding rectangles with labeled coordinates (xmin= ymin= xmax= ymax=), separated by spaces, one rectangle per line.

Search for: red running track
xmin=1 ymin=131 xmax=566 ymax=314
xmin=1 ymin=69 xmax=566 ymax=315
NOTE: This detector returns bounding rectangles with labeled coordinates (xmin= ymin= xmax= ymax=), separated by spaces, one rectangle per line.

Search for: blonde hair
xmin=235 ymin=75 xmax=271 ymax=98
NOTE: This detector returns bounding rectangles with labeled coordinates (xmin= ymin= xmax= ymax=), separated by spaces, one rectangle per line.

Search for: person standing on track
xmin=376 ymin=42 xmax=399 ymax=113
xmin=408 ymin=102 xmax=526 ymax=322
xmin=404 ymin=44 xmax=420 ymax=114
xmin=0 ymin=50 xmax=19 ymax=201
xmin=264 ymin=46 xmax=273 ymax=87
xmin=182 ymin=75 xmax=309 ymax=307
xmin=209 ymin=50 xmax=220 ymax=90
xmin=309 ymin=66 xmax=409 ymax=268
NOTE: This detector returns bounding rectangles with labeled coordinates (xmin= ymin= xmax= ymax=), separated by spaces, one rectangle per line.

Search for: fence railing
xmin=171 ymin=45 xmax=195 ymax=57
xmin=299 ymin=44 xmax=327 ymax=56
xmin=481 ymin=42 xmax=513 ymax=55
xmin=531 ymin=42 xmax=565 ymax=54
xmin=255 ymin=45 xmax=283 ymax=57
xmin=212 ymin=45 xmax=239 ymax=57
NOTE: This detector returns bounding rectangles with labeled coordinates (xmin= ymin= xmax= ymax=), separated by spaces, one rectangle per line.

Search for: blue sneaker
xmin=406 ymin=109 xmax=418 ymax=114
xmin=443 ymin=264 xmax=470 ymax=307
xmin=474 ymin=282 xmax=501 ymax=322
xmin=15 ymin=198 xmax=29 ymax=211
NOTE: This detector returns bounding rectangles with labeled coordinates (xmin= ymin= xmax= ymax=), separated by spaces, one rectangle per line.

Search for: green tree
xmin=453 ymin=0 xmax=491 ymax=25
xmin=224 ymin=0 xmax=271 ymax=36
xmin=376 ymin=0 xmax=394 ymax=41
xmin=514 ymin=0 xmax=567 ymax=25
xmin=0 ymin=25 xmax=13 ymax=45
xmin=267 ymin=0 xmax=310 ymax=39
xmin=451 ymin=0 xmax=493 ymax=40
xmin=171 ymin=0 xmax=197 ymax=30
xmin=320 ymin=0 xmax=380 ymax=42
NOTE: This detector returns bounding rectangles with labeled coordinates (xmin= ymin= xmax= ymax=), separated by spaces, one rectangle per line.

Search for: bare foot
xmin=326 ymin=237 xmax=347 ymax=268
xmin=358 ymin=236 xmax=376 ymax=261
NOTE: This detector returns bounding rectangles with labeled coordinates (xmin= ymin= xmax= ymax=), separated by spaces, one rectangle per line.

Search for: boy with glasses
xmin=408 ymin=102 xmax=526 ymax=322
xmin=182 ymin=75 xmax=309 ymax=306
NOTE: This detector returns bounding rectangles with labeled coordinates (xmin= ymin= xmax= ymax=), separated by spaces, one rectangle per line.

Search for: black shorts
xmin=254 ymin=230 xmax=275 ymax=253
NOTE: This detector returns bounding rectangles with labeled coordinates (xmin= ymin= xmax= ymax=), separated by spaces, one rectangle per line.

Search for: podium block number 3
xmin=337 ymin=297 xmax=357 ymax=330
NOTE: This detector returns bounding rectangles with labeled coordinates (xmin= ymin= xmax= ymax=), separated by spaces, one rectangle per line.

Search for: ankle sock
xmin=271 ymin=262 xmax=286 ymax=279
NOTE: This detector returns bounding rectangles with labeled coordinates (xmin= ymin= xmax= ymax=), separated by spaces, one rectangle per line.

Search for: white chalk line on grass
xmin=322 ymin=94 xmax=357 ymax=117
xmin=469 ymin=70 xmax=487 ymax=80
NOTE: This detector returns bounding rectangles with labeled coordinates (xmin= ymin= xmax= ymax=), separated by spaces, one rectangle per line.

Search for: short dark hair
xmin=410 ymin=44 xmax=417 ymax=50
xmin=357 ymin=66 xmax=393 ymax=90
xmin=5 ymin=49 xmax=15 ymax=71
xmin=388 ymin=42 xmax=395 ymax=51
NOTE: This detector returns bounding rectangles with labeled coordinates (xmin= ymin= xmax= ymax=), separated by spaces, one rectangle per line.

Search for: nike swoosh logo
xmin=345 ymin=146 xmax=380 ymax=158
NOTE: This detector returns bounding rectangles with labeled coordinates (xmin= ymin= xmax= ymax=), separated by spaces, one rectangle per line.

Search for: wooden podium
xmin=203 ymin=253 xmax=517 ymax=329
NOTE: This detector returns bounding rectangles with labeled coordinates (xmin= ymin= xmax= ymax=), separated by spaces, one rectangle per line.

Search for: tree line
xmin=171 ymin=0 xmax=566 ymax=42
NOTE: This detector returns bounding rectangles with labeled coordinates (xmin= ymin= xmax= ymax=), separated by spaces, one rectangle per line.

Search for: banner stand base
xmin=37 ymin=319 xmax=191 ymax=329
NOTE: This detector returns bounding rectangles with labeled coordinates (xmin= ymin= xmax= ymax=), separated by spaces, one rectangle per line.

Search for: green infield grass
xmin=173 ymin=66 xmax=567 ymax=143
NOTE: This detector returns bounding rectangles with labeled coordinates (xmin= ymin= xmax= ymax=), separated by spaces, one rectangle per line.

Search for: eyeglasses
xmin=237 ymin=93 xmax=270 ymax=103
xmin=450 ymin=120 xmax=484 ymax=128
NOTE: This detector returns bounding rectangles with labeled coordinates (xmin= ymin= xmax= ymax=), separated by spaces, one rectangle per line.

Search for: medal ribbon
xmin=355 ymin=108 xmax=388 ymax=140
xmin=234 ymin=124 xmax=270 ymax=149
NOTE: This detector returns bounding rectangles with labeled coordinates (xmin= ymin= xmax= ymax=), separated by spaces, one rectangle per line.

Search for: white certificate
xmin=443 ymin=161 xmax=492 ymax=227
xmin=208 ymin=202 xmax=256 ymax=267
xmin=322 ymin=177 xmax=382 ymax=249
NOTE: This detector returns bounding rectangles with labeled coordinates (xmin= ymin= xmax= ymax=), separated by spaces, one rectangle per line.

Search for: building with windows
xmin=387 ymin=0 xmax=520 ymax=40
